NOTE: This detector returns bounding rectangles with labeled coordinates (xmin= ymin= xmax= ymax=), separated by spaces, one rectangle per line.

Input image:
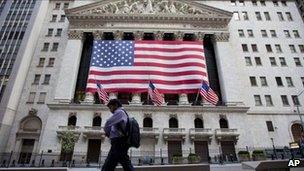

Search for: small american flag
xmin=200 ymin=81 xmax=219 ymax=105
xmin=96 ymin=82 xmax=109 ymax=104
xmin=148 ymin=81 xmax=164 ymax=106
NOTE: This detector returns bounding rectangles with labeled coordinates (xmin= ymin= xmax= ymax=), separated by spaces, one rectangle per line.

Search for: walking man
xmin=102 ymin=99 xmax=134 ymax=171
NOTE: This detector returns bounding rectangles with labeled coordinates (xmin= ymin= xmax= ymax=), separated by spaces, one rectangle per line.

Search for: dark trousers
xmin=102 ymin=137 xmax=134 ymax=171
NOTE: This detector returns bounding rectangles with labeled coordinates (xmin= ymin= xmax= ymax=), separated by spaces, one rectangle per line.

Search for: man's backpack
xmin=122 ymin=110 xmax=140 ymax=148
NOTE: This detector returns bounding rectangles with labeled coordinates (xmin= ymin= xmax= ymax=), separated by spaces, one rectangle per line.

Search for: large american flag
xmin=86 ymin=40 xmax=207 ymax=94
xmin=200 ymin=81 xmax=219 ymax=105
xmin=148 ymin=81 xmax=164 ymax=106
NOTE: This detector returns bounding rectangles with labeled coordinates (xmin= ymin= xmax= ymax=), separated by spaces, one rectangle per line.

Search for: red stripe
xmin=89 ymin=70 xmax=207 ymax=77
xmin=136 ymin=40 xmax=203 ymax=45
xmin=87 ymin=88 xmax=199 ymax=94
xmin=135 ymin=47 xmax=204 ymax=52
xmin=134 ymin=62 xmax=206 ymax=68
xmin=88 ymin=79 xmax=203 ymax=85
xmin=135 ymin=55 xmax=205 ymax=61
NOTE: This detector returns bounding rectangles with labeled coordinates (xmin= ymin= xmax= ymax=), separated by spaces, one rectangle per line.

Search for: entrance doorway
xmin=18 ymin=139 xmax=35 ymax=164
xmin=87 ymin=139 xmax=101 ymax=163
xmin=220 ymin=141 xmax=236 ymax=161
xmin=194 ymin=141 xmax=209 ymax=162
xmin=167 ymin=141 xmax=182 ymax=163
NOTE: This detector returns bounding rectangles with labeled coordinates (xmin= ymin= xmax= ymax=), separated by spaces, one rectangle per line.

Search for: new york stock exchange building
xmin=2 ymin=0 xmax=304 ymax=166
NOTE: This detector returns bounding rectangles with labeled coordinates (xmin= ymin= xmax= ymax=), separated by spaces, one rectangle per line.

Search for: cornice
xmin=47 ymin=103 xmax=250 ymax=113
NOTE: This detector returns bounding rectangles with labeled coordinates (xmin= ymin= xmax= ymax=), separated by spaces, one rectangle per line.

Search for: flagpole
xmin=195 ymin=80 xmax=203 ymax=104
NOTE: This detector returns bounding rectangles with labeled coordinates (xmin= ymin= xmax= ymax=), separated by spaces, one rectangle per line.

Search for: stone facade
xmin=2 ymin=0 xmax=304 ymax=165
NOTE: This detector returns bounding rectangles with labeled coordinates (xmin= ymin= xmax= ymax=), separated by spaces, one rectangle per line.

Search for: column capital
xmin=212 ymin=33 xmax=230 ymax=42
xmin=129 ymin=93 xmax=142 ymax=105
xmin=114 ymin=30 xmax=123 ymax=40
xmin=154 ymin=31 xmax=164 ymax=40
xmin=174 ymin=31 xmax=184 ymax=40
xmin=93 ymin=30 xmax=103 ymax=40
xmin=178 ymin=93 xmax=191 ymax=106
xmin=82 ymin=92 xmax=94 ymax=104
xmin=134 ymin=31 xmax=144 ymax=40
xmin=68 ymin=30 xmax=84 ymax=40
xmin=195 ymin=32 xmax=205 ymax=41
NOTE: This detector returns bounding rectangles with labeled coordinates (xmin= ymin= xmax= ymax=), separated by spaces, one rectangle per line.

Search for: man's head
xmin=107 ymin=99 xmax=122 ymax=113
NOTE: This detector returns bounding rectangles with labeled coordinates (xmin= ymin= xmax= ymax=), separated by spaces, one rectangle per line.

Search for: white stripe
xmin=134 ymin=58 xmax=205 ymax=65
xmin=88 ymin=74 xmax=207 ymax=81
xmin=135 ymin=44 xmax=203 ymax=49
xmin=87 ymin=83 xmax=205 ymax=90
xmin=135 ymin=51 xmax=204 ymax=57
xmin=90 ymin=66 xmax=206 ymax=72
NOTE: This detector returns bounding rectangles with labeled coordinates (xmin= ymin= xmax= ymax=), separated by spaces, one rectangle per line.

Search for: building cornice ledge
xmin=47 ymin=103 xmax=249 ymax=113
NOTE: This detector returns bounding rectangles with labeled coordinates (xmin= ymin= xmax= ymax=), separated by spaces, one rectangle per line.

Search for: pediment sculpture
xmin=76 ymin=0 xmax=222 ymax=16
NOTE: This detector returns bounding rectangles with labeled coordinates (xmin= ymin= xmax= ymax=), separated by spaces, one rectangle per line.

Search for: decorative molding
xmin=212 ymin=32 xmax=230 ymax=42
xmin=134 ymin=31 xmax=144 ymax=40
xmin=29 ymin=108 xmax=38 ymax=115
xmin=114 ymin=30 xmax=124 ymax=40
xmin=144 ymin=113 xmax=152 ymax=118
xmin=174 ymin=31 xmax=184 ymax=40
xmin=196 ymin=32 xmax=205 ymax=41
xmin=68 ymin=30 xmax=84 ymax=40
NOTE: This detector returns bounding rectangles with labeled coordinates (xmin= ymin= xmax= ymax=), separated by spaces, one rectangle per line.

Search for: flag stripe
xmin=87 ymin=79 xmax=204 ymax=85
xmin=89 ymin=66 xmax=205 ymax=73
xmin=135 ymin=54 xmax=205 ymax=61
xmin=135 ymin=58 xmax=205 ymax=65
xmin=135 ymin=48 xmax=204 ymax=52
xmin=88 ymin=74 xmax=207 ymax=81
xmin=135 ymin=50 xmax=204 ymax=57
xmin=134 ymin=62 xmax=205 ymax=68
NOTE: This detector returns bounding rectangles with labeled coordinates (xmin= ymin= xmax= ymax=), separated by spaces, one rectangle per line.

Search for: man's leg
xmin=102 ymin=147 xmax=118 ymax=171
xmin=119 ymin=148 xmax=134 ymax=171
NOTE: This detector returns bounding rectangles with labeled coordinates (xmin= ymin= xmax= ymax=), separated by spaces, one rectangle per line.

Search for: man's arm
xmin=103 ymin=109 xmax=125 ymax=136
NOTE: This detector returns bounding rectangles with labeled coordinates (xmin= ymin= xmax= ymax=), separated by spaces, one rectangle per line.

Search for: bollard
xmin=50 ymin=159 xmax=55 ymax=167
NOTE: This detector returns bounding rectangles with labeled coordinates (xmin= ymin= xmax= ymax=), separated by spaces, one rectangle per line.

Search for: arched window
xmin=92 ymin=116 xmax=101 ymax=127
xmin=291 ymin=123 xmax=303 ymax=142
xmin=68 ymin=115 xmax=77 ymax=126
xmin=143 ymin=117 xmax=153 ymax=128
xmin=194 ymin=118 xmax=204 ymax=128
xmin=219 ymin=118 xmax=228 ymax=128
xmin=169 ymin=117 xmax=178 ymax=128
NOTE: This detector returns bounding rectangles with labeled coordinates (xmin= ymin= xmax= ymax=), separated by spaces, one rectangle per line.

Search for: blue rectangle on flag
xmin=91 ymin=40 xmax=135 ymax=68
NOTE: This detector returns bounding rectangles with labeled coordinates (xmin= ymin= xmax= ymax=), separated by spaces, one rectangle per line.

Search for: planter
xmin=237 ymin=151 xmax=250 ymax=161
xmin=188 ymin=153 xmax=201 ymax=164
xmin=252 ymin=150 xmax=266 ymax=161
xmin=172 ymin=156 xmax=183 ymax=164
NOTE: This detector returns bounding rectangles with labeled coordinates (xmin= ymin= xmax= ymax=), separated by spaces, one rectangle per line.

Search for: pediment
xmin=66 ymin=0 xmax=232 ymax=19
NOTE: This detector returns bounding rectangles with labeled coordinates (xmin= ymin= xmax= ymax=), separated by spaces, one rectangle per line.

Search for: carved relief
xmin=196 ymin=32 xmax=205 ymax=41
xmin=93 ymin=30 xmax=103 ymax=39
xmin=114 ymin=30 xmax=124 ymax=40
xmin=174 ymin=31 xmax=184 ymax=40
xmin=154 ymin=31 xmax=164 ymax=40
xmin=68 ymin=30 xmax=84 ymax=40
xmin=75 ymin=0 xmax=219 ymax=16
xmin=134 ymin=31 xmax=144 ymax=40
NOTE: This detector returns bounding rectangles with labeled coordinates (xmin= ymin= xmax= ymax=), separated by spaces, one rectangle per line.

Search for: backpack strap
xmin=117 ymin=109 xmax=129 ymax=137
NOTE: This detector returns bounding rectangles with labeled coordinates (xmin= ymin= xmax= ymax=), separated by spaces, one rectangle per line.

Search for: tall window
xmin=219 ymin=118 xmax=228 ymax=128
xmin=51 ymin=15 xmax=57 ymax=22
xmin=54 ymin=3 xmax=60 ymax=10
xmin=38 ymin=92 xmax=46 ymax=104
xmin=247 ymin=30 xmax=254 ymax=37
xmin=56 ymin=29 xmax=62 ymax=37
xmin=59 ymin=15 xmax=65 ymax=22
xmin=254 ymin=95 xmax=262 ymax=106
xmin=270 ymin=30 xmax=277 ymax=37
xmin=27 ymin=92 xmax=36 ymax=103
xmin=293 ymin=30 xmax=300 ymax=38
xmin=273 ymin=1 xmax=278 ymax=6
xmin=269 ymin=57 xmax=277 ymax=66
xmin=51 ymin=43 xmax=59 ymax=51
xmin=194 ymin=118 xmax=204 ymax=128
xmin=260 ymin=1 xmax=266 ymax=6
xmin=234 ymin=12 xmax=240 ymax=20
xmin=252 ymin=44 xmax=258 ymax=52
xmin=275 ymin=77 xmax=283 ymax=86
xmin=299 ymin=45 xmax=304 ymax=53
xmin=239 ymin=0 xmax=245 ymax=6
xmin=261 ymin=30 xmax=267 ymax=37
xmin=281 ymin=95 xmax=289 ymax=106
xmin=48 ymin=58 xmax=55 ymax=67
xmin=245 ymin=57 xmax=252 ymax=66
xmin=37 ymin=58 xmax=45 ymax=67
xmin=294 ymin=58 xmax=302 ymax=66
xmin=143 ymin=117 xmax=153 ymax=128
xmin=292 ymin=95 xmax=300 ymax=106
xmin=264 ymin=12 xmax=271 ymax=20
xmin=281 ymin=1 xmax=287 ymax=6
xmin=92 ymin=116 xmax=102 ymax=127
xmin=46 ymin=28 xmax=53 ymax=36
xmin=279 ymin=57 xmax=287 ymax=66
xmin=266 ymin=121 xmax=274 ymax=132
xmin=302 ymin=77 xmax=304 ymax=87
xmin=238 ymin=29 xmax=245 ymax=37
xmin=43 ymin=74 xmax=51 ymax=85
xmin=33 ymin=74 xmax=41 ymax=85
xmin=286 ymin=12 xmax=293 ymax=21
xmin=275 ymin=44 xmax=282 ymax=53
xmin=42 ymin=43 xmax=49 ymax=51
xmin=260 ymin=77 xmax=268 ymax=86
xmin=250 ymin=76 xmax=257 ymax=86
xmin=255 ymin=12 xmax=262 ymax=20
xmin=68 ymin=115 xmax=77 ymax=126
xmin=242 ymin=11 xmax=249 ymax=20
xmin=289 ymin=45 xmax=296 ymax=53
xmin=231 ymin=0 xmax=236 ymax=6
xmin=277 ymin=12 xmax=284 ymax=21
xmin=252 ymin=0 xmax=257 ymax=6
xmin=242 ymin=44 xmax=249 ymax=52
xmin=265 ymin=95 xmax=273 ymax=106
xmin=286 ymin=77 xmax=294 ymax=87
xmin=169 ymin=118 xmax=178 ymax=128
xmin=63 ymin=3 xmax=69 ymax=9
xmin=266 ymin=44 xmax=272 ymax=52
xmin=284 ymin=30 xmax=291 ymax=38
xmin=255 ymin=57 xmax=262 ymax=65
